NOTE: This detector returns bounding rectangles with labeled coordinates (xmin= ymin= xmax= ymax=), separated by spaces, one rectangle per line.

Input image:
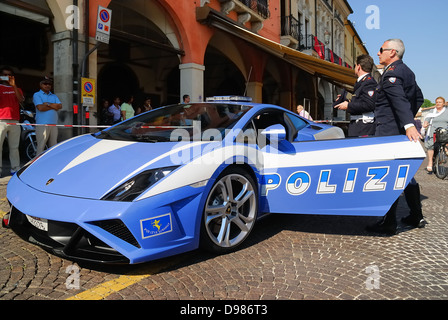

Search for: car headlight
xmin=102 ymin=166 xmax=178 ymax=202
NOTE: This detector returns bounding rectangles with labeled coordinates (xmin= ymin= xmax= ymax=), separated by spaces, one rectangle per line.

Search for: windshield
xmin=96 ymin=103 xmax=252 ymax=142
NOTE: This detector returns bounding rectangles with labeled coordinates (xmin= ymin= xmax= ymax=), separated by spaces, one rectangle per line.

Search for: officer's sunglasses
xmin=379 ymin=48 xmax=397 ymax=54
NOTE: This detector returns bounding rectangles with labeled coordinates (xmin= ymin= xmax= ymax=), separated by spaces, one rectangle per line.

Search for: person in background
xmin=136 ymin=97 xmax=152 ymax=114
xmin=296 ymin=104 xmax=312 ymax=120
xmin=183 ymin=94 xmax=190 ymax=104
xmin=33 ymin=76 xmax=62 ymax=155
xmin=100 ymin=99 xmax=113 ymax=125
xmin=422 ymin=97 xmax=448 ymax=174
xmin=333 ymin=54 xmax=377 ymax=137
xmin=0 ymin=66 xmax=24 ymax=176
xmin=108 ymin=96 xmax=122 ymax=124
xmin=121 ymin=95 xmax=135 ymax=121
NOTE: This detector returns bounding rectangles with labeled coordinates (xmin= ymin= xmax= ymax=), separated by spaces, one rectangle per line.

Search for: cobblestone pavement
xmin=1 ymin=161 xmax=447 ymax=301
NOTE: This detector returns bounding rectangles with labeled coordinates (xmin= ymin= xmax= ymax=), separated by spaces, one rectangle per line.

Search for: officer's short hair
xmin=356 ymin=54 xmax=374 ymax=73
xmin=386 ymin=39 xmax=405 ymax=59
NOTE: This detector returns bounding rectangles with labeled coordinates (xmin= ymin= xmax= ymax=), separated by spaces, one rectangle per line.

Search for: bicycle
xmin=433 ymin=127 xmax=448 ymax=179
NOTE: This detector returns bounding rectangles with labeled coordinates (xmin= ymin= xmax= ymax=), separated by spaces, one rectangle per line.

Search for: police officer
xmin=334 ymin=54 xmax=377 ymax=137
xmin=366 ymin=39 xmax=426 ymax=235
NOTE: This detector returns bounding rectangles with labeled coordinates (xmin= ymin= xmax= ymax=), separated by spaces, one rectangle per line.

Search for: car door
xmin=256 ymin=112 xmax=425 ymax=217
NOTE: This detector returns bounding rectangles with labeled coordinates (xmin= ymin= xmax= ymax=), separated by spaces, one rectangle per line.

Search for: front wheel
xmin=200 ymin=167 xmax=258 ymax=254
xmin=434 ymin=145 xmax=448 ymax=179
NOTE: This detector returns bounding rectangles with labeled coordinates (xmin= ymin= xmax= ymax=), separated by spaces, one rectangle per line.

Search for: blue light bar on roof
xmin=206 ymin=96 xmax=253 ymax=102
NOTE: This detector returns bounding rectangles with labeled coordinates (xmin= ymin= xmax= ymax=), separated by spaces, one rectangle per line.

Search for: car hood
xmin=18 ymin=134 xmax=205 ymax=200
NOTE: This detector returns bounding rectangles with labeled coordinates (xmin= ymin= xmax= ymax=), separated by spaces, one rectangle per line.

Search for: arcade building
xmin=1 ymin=0 xmax=369 ymax=140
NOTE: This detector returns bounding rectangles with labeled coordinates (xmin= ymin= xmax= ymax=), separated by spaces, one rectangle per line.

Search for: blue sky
xmin=347 ymin=0 xmax=448 ymax=103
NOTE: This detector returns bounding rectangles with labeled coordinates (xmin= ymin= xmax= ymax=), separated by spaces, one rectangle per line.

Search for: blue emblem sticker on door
xmin=140 ymin=213 xmax=172 ymax=239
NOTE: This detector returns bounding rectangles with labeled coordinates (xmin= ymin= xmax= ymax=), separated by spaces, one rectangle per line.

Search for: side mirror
xmin=260 ymin=124 xmax=287 ymax=141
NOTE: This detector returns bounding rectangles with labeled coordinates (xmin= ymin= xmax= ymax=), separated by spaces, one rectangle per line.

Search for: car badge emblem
xmin=46 ymin=178 xmax=54 ymax=186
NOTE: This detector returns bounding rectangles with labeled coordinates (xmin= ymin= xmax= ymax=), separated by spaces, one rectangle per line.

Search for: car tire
xmin=200 ymin=167 xmax=258 ymax=254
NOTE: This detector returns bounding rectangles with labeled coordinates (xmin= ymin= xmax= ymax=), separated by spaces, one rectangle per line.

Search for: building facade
xmin=1 ymin=0 xmax=370 ymax=139
xmin=280 ymin=0 xmax=355 ymax=120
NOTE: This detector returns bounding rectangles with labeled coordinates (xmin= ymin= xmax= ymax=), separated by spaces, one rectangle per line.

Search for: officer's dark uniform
xmin=375 ymin=60 xmax=424 ymax=136
xmin=367 ymin=59 xmax=425 ymax=234
xmin=346 ymin=74 xmax=377 ymax=137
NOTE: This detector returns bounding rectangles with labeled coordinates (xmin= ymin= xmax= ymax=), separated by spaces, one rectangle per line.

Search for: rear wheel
xmin=200 ymin=167 xmax=258 ymax=254
xmin=434 ymin=145 xmax=448 ymax=179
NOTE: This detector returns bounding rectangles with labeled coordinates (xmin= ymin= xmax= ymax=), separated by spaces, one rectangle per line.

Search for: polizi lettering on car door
xmin=260 ymin=163 xmax=416 ymax=216
xmin=262 ymin=165 xmax=409 ymax=195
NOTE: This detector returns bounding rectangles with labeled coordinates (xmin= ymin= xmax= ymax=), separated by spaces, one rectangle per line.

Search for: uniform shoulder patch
xmin=388 ymin=77 xmax=397 ymax=84
xmin=368 ymin=90 xmax=375 ymax=97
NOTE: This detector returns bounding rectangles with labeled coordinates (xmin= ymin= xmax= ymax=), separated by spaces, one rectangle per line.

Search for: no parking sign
xmin=81 ymin=78 xmax=95 ymax=106
xmin=95 ymin=6 xmax=112 ymax=44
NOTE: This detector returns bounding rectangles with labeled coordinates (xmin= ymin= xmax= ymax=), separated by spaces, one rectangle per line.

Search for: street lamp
xmin=324 ymin=30 xmax=331 ymax=45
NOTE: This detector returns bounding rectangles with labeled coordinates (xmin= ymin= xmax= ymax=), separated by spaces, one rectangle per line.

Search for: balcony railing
xmin=281 ymin=24 xmax=351 ymax=69
xmin=218 ymin=0 xmax=269 ymax=32
xmin=299 ymin=34 xmax=314 ymax=51
xmin=281 ymin=15 xmax=300 ymax=40
xmin=326 ymin=48 xmax=343 ymax=65
xmin=239 ymin=0 xmax=270 ymax=19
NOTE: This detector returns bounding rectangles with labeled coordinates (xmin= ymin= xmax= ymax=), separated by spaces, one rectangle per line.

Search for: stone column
xmin=52 ymin=30 xmax=77 ymax=140
xmin=179 ymin=63 xmax=205 ymax=102
xmin=246 ymin=82 xmax=263 ymax=103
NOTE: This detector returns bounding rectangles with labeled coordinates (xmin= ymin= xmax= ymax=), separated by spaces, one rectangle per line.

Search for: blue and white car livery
xmin=5 ymin=97 xmax=425 ymax=264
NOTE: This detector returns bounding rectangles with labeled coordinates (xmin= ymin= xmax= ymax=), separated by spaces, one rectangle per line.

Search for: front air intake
xmin=92 ymin=219 xmax=141 ymax=248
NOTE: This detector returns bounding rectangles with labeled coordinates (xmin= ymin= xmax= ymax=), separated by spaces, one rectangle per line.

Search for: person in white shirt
xmin=296 ymin=105 xmax=312 ymax=120
xmin=422 ymin=97 xmax=448 ymax=173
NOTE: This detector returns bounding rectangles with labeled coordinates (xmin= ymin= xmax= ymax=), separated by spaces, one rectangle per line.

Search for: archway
xmin=262 ymin=69 xmax=280 ymax=106
xmin=204 ymin=46 xmax=246 ymax=98
xmin=95 ymin=0 xmax=183 ymax=108
xmin=98 ymin=63 xmax=139 ymax=106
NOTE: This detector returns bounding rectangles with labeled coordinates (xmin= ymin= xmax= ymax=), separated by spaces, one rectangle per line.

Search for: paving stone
xmin=1 ymin=162 xmax=448 ymax=300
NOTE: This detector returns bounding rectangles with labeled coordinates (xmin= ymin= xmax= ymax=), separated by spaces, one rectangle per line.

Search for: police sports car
xmin=5 ymin=97 xmax=425 ymax=264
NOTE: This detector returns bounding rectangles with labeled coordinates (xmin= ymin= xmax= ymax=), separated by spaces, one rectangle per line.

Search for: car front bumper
xmin=7 ymin=175 xmax=207 ymax=264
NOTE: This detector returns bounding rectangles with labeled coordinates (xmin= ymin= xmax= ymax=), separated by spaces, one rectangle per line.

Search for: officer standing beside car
xmin=366 ymin=38 xmax=426 ymax=235
xmin=0 ymin=66 xmax=24 ymax=176
xmin=334 ymin=54 xmax=377 ymax=137
xmin=33 ymin=76 xmax=62 ymax=155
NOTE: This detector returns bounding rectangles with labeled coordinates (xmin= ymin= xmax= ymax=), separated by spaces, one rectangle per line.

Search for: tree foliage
xmin=421 ymin=99 xmax=434 ymax=108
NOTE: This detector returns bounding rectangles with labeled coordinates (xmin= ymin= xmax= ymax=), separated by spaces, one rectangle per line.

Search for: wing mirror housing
xmin=260 ymin=124 xmax=287 ymax=142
